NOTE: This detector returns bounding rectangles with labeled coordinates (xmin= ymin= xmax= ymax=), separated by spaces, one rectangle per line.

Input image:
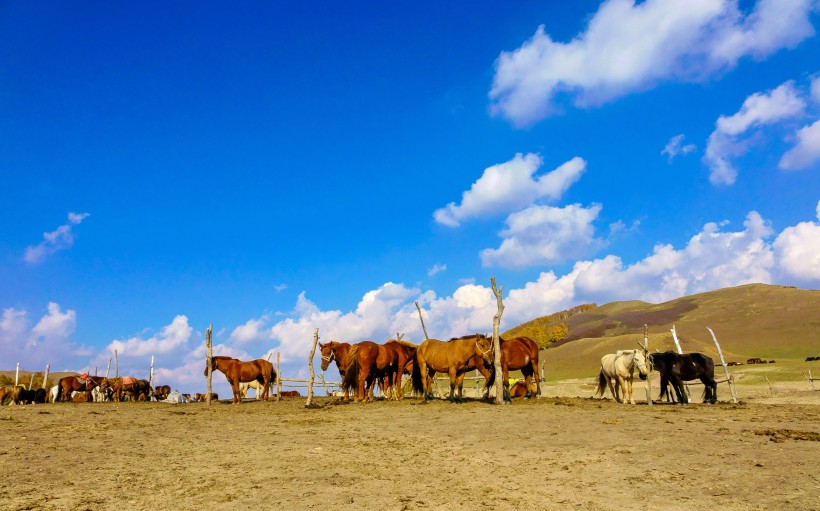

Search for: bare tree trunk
xmin=491 ymin=277 xmax=506 ymax=405
xmin=707 ymin=327 xmax=737 ymax=403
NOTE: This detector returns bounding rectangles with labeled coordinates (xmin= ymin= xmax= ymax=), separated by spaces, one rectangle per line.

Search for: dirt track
xmin=2 ymin=388 xmax=819 ymax=511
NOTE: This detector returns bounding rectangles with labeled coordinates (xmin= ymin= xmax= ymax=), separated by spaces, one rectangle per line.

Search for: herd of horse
xmin=319 ymin=334 xmax=541 ymax=404
xmin=595 ymin=348 xmax=718 ymax=405
xmin=2 ymin=336 xmax=720 ymax=406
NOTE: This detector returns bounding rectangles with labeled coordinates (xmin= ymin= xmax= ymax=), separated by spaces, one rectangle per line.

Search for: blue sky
xmin=2 ymin=1 xmax=819 ymax=394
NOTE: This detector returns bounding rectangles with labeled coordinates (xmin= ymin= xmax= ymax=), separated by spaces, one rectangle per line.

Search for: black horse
xmin=649 ymin=352 xmax=717 ymax=404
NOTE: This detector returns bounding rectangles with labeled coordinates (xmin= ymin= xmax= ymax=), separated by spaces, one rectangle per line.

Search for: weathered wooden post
xmin=764 ymin=375 xmax=774 ymax=397
xmin=644 ymin=325 xmax=652 ymax=406
xmin=414 ymin=301 xmax=430 ymax=341
xmin=105 ymin=357 xmax=111 ymax=379
xmin=305 ymin=328 xmax=319 ymax=407
xmin=707 ymin=327 xmax=737 ymax=403
xmin=205 ymin=324 xmax=213 ymax=406
xmin=148 ymin=355 xmax=154 ymax=387
xmin=276 ymin=352 xmax=282 ymax=402
xmin=43 ymin=364 xmax=50 ymax=390
xmin=490 ymin=276 xmax=506 ymax=405
xmin=115 ymin=349 xmax=119 ymax=378
xmin=670 ymin=325 xmax=683 ymax=353
xmin=15 ymin=363 xmax=19 ymax=386
xmin=28 ymin=372 xmax=35 ymax=391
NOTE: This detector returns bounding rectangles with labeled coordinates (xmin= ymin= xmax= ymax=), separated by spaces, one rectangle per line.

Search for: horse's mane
xmin=448 ymin=333 xmax=488 ymax=342
xmin=388 ymin=339 xmax=418 ymax=348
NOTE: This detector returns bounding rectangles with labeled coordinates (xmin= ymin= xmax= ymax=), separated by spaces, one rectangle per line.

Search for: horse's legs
xmin=502 ymin=365 xmax=511 ymax=403
xmin=605 ymin=376 xmax=618 ymax=402
xmin=448 ymin=368 xmax=459 ymax=403
xmin=626 ymin=375 xmax=635 ymax=405
xmin=612 ymin=376 xmax=624 ymax=403
xmin=455 ymin=372 xmax=467 ymax=402
xmin=670 ymin=376 xmax=687 ymax=404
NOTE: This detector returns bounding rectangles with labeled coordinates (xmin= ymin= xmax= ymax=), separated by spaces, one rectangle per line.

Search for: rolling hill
xmin=503 ymin=283 xmax=820 ymax=381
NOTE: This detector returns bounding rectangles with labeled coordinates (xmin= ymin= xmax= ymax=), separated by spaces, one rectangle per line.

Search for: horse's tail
xmin=595 ymin=370 xmax=606 ymax=397
xmin=341 ymin=347 xmax=359 ymax=391
xmin=411 ymin=348 xmax=424 ymax=394
xmin=484 ymin=365 xmax=497 ymax=392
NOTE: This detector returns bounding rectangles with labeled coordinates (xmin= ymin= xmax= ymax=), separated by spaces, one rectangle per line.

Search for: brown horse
xmin=99 ymin=376 xmax=150 ymax=402
xmin=485 ymin=336 xmax=541 ymax=402
xmin=319 ymin=341 xmax=353 ymax=400
xmin=205 ymin=356 xmax=276 ymax=404
xmin=411 ymin=334 xmax=494 ymax=403
xmin=153 ymin=384 xmax=171 ymax=401
xmin=56 ymin=374 xmax=104 ymax=402
xmin=193 ymin=392 xmax=218 ymax=402
xmin=380 ymin=340 xmax=417 ymax=400
xmin=342 ymin=341 xmax=399 ymax=402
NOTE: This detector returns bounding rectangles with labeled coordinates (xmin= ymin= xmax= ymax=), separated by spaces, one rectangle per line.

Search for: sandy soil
xmin=1 ymin=382 xmax=819 ymax=511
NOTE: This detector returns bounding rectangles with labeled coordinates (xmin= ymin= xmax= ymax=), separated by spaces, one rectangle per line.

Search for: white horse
xmin=239 ymin=380 xmax=272 ymax=400
xmin=595 ymin=349 xmax=649 ymax=405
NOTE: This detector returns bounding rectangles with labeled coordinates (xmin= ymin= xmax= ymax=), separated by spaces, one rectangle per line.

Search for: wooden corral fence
xmin=803 ymin=370 xmax=819 ymax=391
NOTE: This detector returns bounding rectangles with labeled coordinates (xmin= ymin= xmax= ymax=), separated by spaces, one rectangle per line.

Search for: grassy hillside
xmin=502 ymin=283 xmax=820 ymax=380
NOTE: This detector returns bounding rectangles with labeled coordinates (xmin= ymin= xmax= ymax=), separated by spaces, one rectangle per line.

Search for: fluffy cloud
xmin=774 ymin=200 xmax=820 ymax=280
xmin=480 ymin=203 xmax=605 ymax=268
xmin=427 ymin=263 xmax=447 ymax=276
xmin=24 ymin=212 xmax=91 ymax=264
xmin=433 ymin=154 xmax=586 ymax=226
xmin=0 ymin=302 xmax=89 ymax=370
xmin=229 ymin=315 xmax=270 ymax=344
xmin=106 ymin=315 xmax=193 ymax=358
xmin=489 ymin=0 xmax=816 ymax=126
xmin=779 ymin=119 xmax=820 ymax=170
xmin=704 ymin=80 xmax=810 ymax=184
xmin=662 ymin=134 xmax=697 ymax=162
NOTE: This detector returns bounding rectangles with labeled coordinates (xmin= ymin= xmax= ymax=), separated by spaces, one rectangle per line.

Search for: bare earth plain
xmin=1 ymin=380 xmax=819 ymax=511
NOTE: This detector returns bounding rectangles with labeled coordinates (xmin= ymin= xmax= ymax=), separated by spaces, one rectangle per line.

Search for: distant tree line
xmin=502 ymin=303 xmax=597 ymax=349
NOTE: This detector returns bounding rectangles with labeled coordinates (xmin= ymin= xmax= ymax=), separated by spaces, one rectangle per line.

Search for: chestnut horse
xmin=205 ymin=356 xmax=276 ymax=404
xmin=99 ymin=377 xmax=152 ymax=402
xmin=56 ymin=375 xmax=104 ymax=402
xmin=342 ymin=341 xmax=398 ymax=403
xmin=411 ymin=334 xmax=494 ymax=403
xmin=380 ymin=340 xmax=417 ymax=400
xmin=153 ymin=384 xmax=171 ymax=401
xmin=319 ymin=341 xmax=353 ymax=400
xmin=485 ymin=336 xmax=542 ymax=401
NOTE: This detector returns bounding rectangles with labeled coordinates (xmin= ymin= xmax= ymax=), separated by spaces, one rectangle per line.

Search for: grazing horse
xmin=205 ymin=356 xmax=276 ymax=404
xmin=411 ymin=334 xmax=494 ymax=403
xmin=56 ymin=374 xmax=104 ymax=402
xmin=239 ymin=380 xmax=272 ymax=400
xmin=342 ymin=341 xmax=399 ymax=403
xmin=649 ymin=352 xmax=717 ymax=405
xmin=595 ymin=349 xmax=649 ymax=404
xmin=194 ymin=392 xmax=218 ymax=402
xmin=485 ymin=336 xmax=541 ymax=401
xmin=153 ymin=385 xmax=171 ymax=401
xmin=319 ymin=341 xmax=353 ymax=401
xmin=510 ymin=380 xmax=538 ymax=398
xmin=0 ymin=386 xmax=11 ymax=405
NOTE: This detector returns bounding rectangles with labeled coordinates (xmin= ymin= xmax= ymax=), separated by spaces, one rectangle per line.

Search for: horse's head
xmin=319 ymin=341 xmax=336 ymax=371
xmin=203 ymin=357 xmax=218 ymax=376
xmin=474 ymin=334 xmax=494 ymax=364
xmin=633 ymin=350 xmax=649 ymax=380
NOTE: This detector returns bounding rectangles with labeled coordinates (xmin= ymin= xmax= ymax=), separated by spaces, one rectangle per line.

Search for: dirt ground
xmin=1 ymin=380 xmax=819 ymax=511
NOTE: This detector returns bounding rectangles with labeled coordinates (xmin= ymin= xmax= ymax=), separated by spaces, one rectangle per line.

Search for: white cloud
xmin=480 ymin=203 xmax=605 ymax=268
xmin=704 ymin=80 xmax=809 ymax=184
xmin=107 ymin=315 xmax=193 ymax=358
xmin=433 ymin=154 xmax=586 ymax=227
xmin=229 ymin=315 xmax=270 ymax=344
xmin=774 ymin=200 xmax=820 ymax=280
xmin=489 ymin=0 xmax=817 ymax=126
xmin=24 ymin=211 xmax=91 ymax=264
xmin=0 ymin=302 xmax=90 ymax=370
xmin=427 ymin=263 xmax=447 ymax=276
xmin=779 ymin=119 xmax=820 ymax=170
xmin=662 ymin=134 xmax=698 ymax=162
xmin=273 ymin=283 xmax=287 ymax=292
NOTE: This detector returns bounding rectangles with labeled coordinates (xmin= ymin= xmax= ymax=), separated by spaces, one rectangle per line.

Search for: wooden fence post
xmin=105 ymin=357 xmax=111 ymax=379
xmin=43 ymin=364 xmax=50 ymax=391
xmin=115 ymin=350 xmax=119 ymax=378
xmin=15 ymin=363 xmax=19 ymax=386
xmin=414 ymin=301 xmax=430 ymax=341
xmin=490 ymin=276 xmax=506 ymax=405
xmin=644 ymin=325 xmax=653 ymax=406
xmin=276 ymin=352 xmax=282 ymax=402
xmin=148 ymin=355 xmax=154 ymax=387
xmin=305 ymin=328 xmax=319 ymax=407
xmin=670 ymin=325 xmax=683 ymax=353
xmin=206 ymin=325 xmax=213 ymax=406
xmin=28 ymin=372 xmax=35 ymax=391
xmin=707 ymin=327 xmax=737 ymax=403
